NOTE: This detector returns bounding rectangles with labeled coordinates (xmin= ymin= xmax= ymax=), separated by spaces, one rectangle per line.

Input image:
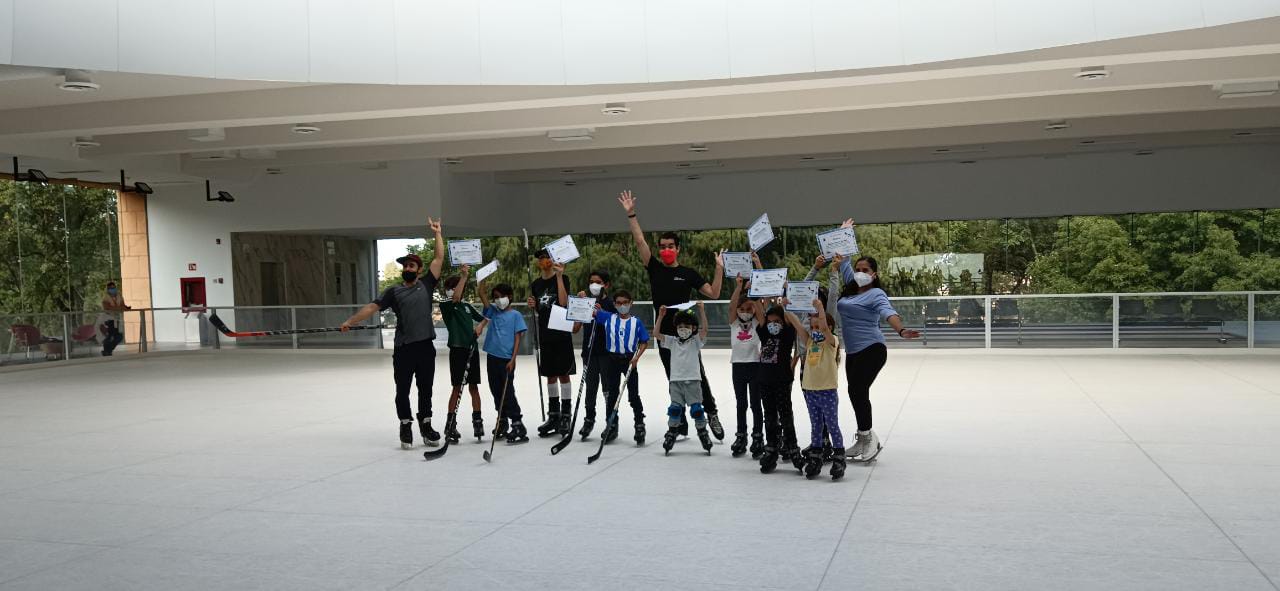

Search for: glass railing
xmin=3 ymin=291 xmax=1278 ymax=368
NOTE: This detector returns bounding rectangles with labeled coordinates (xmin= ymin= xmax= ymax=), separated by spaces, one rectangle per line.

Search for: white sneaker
xmin=856 ymin=429 xmax=882 ymax=462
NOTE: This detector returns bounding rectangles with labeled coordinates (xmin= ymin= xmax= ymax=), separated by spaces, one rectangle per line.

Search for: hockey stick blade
xmin=423 ymin=439 xmax=450 ymax=461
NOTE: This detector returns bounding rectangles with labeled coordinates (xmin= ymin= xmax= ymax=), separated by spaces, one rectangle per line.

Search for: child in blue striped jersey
xmin=591 ymin=289 xmax=651 ymax=445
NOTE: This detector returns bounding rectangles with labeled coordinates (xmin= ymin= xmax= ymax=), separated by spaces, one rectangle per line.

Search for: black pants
xmin=393 ymin=340 xmax=435 ymax=421
xmin=486 ymin=355 xmax=522 ymax=420
xmin=602 ymin=353 xmax=643 ymax=423
xmin=732 ymin=362 xmax=762 ymax=435
xmin=102 ymin=321 xmax=123 ymax=356
xmin=846 ymin=343 xmax=888 ymax=432
xmin=658 ymin=346 xmax=718 ymax=414
xmin=581 ymin=351 xmax=605 ymax=419
xmin=759 ymin=377 xmax=797 ymax=450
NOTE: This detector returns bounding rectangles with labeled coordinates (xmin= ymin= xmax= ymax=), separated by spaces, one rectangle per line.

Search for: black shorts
xmin=449 ymin=346 xmax=482 ymax=386
xmin=538 ymin=337 xmax=577 ymax=377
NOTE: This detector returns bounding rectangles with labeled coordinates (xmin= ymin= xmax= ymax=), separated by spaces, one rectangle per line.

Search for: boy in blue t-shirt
xmin=478 ymin=280 xmax=529 ymax=443
xmin=589 ymin=289 xmax=650 ymax=445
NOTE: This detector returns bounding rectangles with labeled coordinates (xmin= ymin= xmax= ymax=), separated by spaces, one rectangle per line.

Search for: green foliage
xmin=1 ymin=180 xmax=120 ymax=313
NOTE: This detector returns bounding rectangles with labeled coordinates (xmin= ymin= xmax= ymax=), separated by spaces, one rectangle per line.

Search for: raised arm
xmin=805 ymin=254 xmax=825 ymax=282
xmin=618 ymin=190 xmax=651 ymax=266
xmin=477 ymin=279 xmax=490 ymax=308
xmin=453 ymin=265 xmax=469 ymax=303
xmin=697 ymin=301 xmax=709 ymax=341
xmin=554 ymin=263 xmax=568 ymax=307
xmin=729 ymin=274 xmax=746 ymax=319
xmin=814 ymin=298 xmax=836 ymax=343
xmin=783 ymin=308 xmax=809 ymax=345
xmin=428 ymin=217 xmax=444 ymax=280
xmin=698 ymin=249 xmax=726 ymax=299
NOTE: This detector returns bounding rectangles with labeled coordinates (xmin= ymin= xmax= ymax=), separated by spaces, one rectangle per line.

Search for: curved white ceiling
xmin=2 ymin=0 xmax=1279 ymax=85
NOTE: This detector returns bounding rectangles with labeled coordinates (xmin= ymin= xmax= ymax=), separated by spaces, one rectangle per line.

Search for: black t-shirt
xmin=646 ymin=257 xmax=708 ymax=336
xmin=583 ymin=294 xmax=616 ymax=358
xmin=530 ymin=274 xmax=571 ymax=343
xmin=756 ymin=322 xmax=796 ymax=383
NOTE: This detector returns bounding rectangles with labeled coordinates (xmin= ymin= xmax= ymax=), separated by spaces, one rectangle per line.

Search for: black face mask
xmin=401 ymin=271 xmax=418 ymax=283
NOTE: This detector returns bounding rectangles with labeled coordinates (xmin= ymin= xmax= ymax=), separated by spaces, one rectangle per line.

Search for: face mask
xmin=616 ymin=304 xmax=631 ymax=315
xmin=402 ymin=271 xmax=418 ymax=283
xmin=767 ymin=322 xmax=782 ymax=335
xmin=494 ymin=297 xmax=510 ymax=310
xmin=658 ymin=249 xmax=678 ymax=265
xmin=737 ymin=312 xmax=753 ymax=322
xmin=853 ymin=272 xmax=874 ymax=287
xmin=445 ymin=289 xmax=455 ymax=299
xmin=538 ymin=258 xmax=553 ymax=270
xmin=588 ymin=283 xmax=603 ymax=297
xmin=811 ymin=330 xmax=825 ymax=343
xmin=107 ymin=288 xmax=118 ymax=296
xmin=676 ymin=327 xmax=693 ymax=339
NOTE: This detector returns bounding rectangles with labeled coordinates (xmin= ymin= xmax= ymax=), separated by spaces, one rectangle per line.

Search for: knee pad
xmin=667 ymin=403 xmax=683 ymax=419
xmin=690 ymin=403 xmax=705 ymax=420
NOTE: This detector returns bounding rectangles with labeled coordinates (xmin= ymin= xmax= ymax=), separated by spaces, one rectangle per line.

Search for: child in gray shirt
xmin=656 ymin=302 xmax=714 ymax=456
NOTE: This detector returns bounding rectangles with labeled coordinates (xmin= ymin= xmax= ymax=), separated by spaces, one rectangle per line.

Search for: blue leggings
xmin=803 ymin=389 xmax=843 ymax=448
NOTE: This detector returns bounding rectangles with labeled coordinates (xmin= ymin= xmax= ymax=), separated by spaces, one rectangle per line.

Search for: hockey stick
xmin=482 ymin=368 xmax=515 ymax=463
xmin=423 ymin=342 xmax=479 ymax=461
xmin=208 ymin=313 xmax=383 ymax=338
xmin=550 ymin=321 xmax=598 ymax=455
xmin=523 ymin=228 xmax=546 ymax=422
xmin=587 ymin=355 xmax=637 ymax=465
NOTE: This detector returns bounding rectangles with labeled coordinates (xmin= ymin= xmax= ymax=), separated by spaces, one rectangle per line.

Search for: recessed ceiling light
xmin=57 ymin=70 xmax=99 ymax=92
xmin=1074 ymin=66 xmax=1109 ymax=81
xmin=685 ymin=174 xmax=702 ymax=181
xmin=562 ymin=180 xmax=578 ymax=187
xmin=189 ymin=151 xmax=238 ymax=162
xmin=444 ymin=157 xmax=462 ymax=165
xmin=187 ymin=128 xmax=226 ymax=142
xmin=931 ymin=147 xmax=986 ymax=156
xmin=799 ymin=153 xmax=850 ymax=162
xmin=1134 ymin=150 xmax=1154 ymax=156
xmin=547 ymin=128 xmax=595 ymax=142
xmin=265 ymin=168 xmax=284 ymax=175
xmin=602 ymin=102 xmax=630 ymax=115
xmin=958 ymin=160 xmax=977 ymax=165
xmin=688 ymin=144 xmax=709 ymax=153
xmin=1044 ymin=120 xmax=1071 ymax=131
xmin=71 ymin=136 xmax=100 ymax=149
xmin=359 ymin=161 xmax=389 ymax=171
xmin=816 ymin=168 xmax=834 ymax=172
xmin=292 ymin=123 xmax=322 ymax=135
xmin=674 ymin=161 xmax=722 ymax=169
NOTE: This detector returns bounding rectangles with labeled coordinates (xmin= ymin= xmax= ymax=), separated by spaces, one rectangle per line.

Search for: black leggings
xmin=582 ymin=351 xmax=604 ymax=418
xmin=392 ymin=340 xmax=435 ymax=420
xmin=845 ymin=343 xmax=887 ymax=432
xmin=731 ymin=362 xmax=762 ymax=435
xmin=486 ymin=355 xmax=522 ymax=420
xmin=759 ymin=378 xmax=797 ymax=450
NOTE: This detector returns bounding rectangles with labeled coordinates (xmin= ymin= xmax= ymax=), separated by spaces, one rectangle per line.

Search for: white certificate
xmin=475 ymin=259 xmax=499 ymax=283
xmin=566 ymin=296 xmax=596 ymax=323
xmin=747 ymin=213 xmax=774 ymax=252
xmin=785 ymin=281 xmax=819 ymax=312
xmin=666 ymin=301 xmax=697 ymax=312
xmin=748 ymin=268 xmax=788 ymax=298
xmin=815 ymin=227 xmax=859 ymax=258
xmin=548 ymin=304 xmax=575 ymax=333
xmin=722 ymin=252 xmax=753 ymax=279
xmin=545 ymin=235 xmax=580 ymax=265
xmin=448 ymin=239 xmax=482 ymax=266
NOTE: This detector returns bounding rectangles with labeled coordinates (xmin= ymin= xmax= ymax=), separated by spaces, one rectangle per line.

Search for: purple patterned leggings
xmin=802 ymin=389 xmax=843 ymax=449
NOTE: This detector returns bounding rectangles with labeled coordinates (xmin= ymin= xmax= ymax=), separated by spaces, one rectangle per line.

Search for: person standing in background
xmin=100 ymin=281 xmax=130 ymax=356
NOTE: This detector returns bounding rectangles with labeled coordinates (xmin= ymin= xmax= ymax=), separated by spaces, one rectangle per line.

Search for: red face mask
xmin=538 ymin=258 xmax=553 ymax=270
xmin=658 ymin=249 xmax=678 ymax=265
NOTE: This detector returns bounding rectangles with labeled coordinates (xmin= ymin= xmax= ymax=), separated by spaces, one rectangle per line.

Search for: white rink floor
xmin=2 ymin=349 xmax=1280 ymax=590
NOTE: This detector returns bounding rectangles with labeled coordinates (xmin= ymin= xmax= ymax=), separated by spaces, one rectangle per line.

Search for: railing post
xmin=983 ymin=296 xmax=992 ymax=349
xmin=1112 ymin=295 xmax=1120 ymax=349
xmin=139 ymin=309 xmax=148 ymax=353
xmin=290 ymin=307 xmax=299 ymax=350
xmin=1247 ymin=293 xmax=1255 ymax=349
xmin=61 ymin=313 xmax=71 ymax=362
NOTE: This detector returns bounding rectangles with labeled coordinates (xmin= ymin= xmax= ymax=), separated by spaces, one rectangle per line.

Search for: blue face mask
xmin=107 ymin=288 xmax=118 ymax=296
xmin=810 ymin=330 xmax=825 ymax=343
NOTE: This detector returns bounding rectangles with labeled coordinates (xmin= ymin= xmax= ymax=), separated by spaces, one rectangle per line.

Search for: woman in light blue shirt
xmin=816 ymin=219 xmax=920 ymax=462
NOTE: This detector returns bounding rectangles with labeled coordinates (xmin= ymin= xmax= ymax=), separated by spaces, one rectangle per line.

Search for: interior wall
xmin=231 ymin=233 xmax=372 ymax=307
xmin=524 ymin=144 xmax=1280 ymax=234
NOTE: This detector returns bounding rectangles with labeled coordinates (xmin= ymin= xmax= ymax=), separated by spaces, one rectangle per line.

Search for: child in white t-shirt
xmin=728 ymin=273 xmax=763 ymax=458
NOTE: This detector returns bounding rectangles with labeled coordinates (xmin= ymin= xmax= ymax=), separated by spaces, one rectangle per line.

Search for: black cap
xmin=534 ymin=248 xmax=551 ymax=259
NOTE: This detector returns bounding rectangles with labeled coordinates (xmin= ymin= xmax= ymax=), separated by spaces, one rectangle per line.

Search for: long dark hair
xmin=839 ymin=256 xmax=884 ymax=298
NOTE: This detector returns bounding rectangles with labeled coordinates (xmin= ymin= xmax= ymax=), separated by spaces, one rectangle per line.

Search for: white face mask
xmin=616 ymin=304 xmax=631 ymax=315
xmin=445 ymin=289 xmax=455 ymax=299
xmin=737 ymin=312 xmax=753 ymax=322
xmin=588 ymin=283 xmax=603 ymax=297
xmin=676 ymin=327 xmax=693 ymax=339
xmin=853 ymin=272 xmax=874 ymax=288
xmin=767 ymin=322 xmax=783 ymax=335
xmin=494 ymin=297 xmax=510 ymax=310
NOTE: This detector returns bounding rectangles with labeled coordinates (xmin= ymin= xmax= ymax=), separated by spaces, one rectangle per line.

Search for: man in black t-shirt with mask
xmin=618 ymin=190 xmax=726 ymax=440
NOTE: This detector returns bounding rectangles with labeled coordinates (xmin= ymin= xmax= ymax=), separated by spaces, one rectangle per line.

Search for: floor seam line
xmin=1053 ymin=358 xmax=1280 ymax=591
xmin=814 ymin=353 xmax=923 ymax=591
